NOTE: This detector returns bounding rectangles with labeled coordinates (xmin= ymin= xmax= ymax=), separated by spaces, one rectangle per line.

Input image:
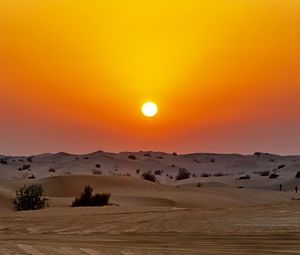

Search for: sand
xmin=1 ymin=151 xmax=300 ymax=254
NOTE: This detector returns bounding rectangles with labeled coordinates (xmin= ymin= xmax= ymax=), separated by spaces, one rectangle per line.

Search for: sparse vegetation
xmin=201 ymin=173 xmax=211 ymax=177
xmin=136 ymin=169 xmax=140 ymax=174
xmin=213 ymin=173 xmax=225 ymax=177
xmin=128 ymin=155 xmax=137 ymax=160
xmin=11 ymin=184 xmax=49 ymax=211
xmin=172 ymin=152 xmax=178 ymax=156
xmin=278 ymin=164 xmax=286 ymax=169
xmin=260 ymin=170 xmax=270 ymax=177
xmin=28 ymin=174 xmax=36 ymax=179
xmin=154 ymin=170 xmax=162 ymax=175
xmin=48 ymin=167 xmax=56 ymax=173
xmin=196 ymin=182 xmax=202 ymax=188
xmin=142 ymin=171 xmax=157 ymax=182
xmin=176 ymin=168 xmax=191 ymax=180
xmin=254 ymin=152 xmax=261 ymax=157
xmin=295 ymin=171 xmax=300 ymax=178
xmin=27 ymin=156 xmax=33 ymax=163
xmin=95 ymin=164 xmax=101 ymax=168
xmin=239 ymin=175 xmax=251 ymax=180
xmin=144 ymin=153 xmax=151 ymax=157
xmin=72 ymin=186 xmax=110 ymax=207
xmin=18 ymin=164 xmax=31 ymax=171
xmin=269 ymin=173 xmax=280 ymax=179
xmin=92 ymin=169 xmax=102 ymax=175
xmin=0 ymin=158 xmax=8 ymax=164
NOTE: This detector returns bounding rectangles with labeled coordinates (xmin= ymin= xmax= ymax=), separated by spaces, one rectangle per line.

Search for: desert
xmin=1 ymin=151 xmax=300 ymax=254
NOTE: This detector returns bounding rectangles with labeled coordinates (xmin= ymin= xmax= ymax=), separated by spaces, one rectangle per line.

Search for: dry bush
xmin=176 ymin=168 xmax=191 ymax=180
xmin=11 ymin=184 xmax=49 ymax=211
xmin=72 ymin=186 xmax=110 ymax=207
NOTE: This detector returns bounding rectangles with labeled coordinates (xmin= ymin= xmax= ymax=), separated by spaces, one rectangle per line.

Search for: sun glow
xmin=142 ymin=102 xmax=158 ymax=118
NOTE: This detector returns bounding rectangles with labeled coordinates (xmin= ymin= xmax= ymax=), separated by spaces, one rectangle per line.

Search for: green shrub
xmin=72 ymin=186 xmax=110 ymax=207
xmin=11 ymin=184 xmax=49 ymax=211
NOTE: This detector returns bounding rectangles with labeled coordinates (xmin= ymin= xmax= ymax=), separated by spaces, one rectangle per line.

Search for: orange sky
xmin=1 ymin=0 xmax=300 ymax=155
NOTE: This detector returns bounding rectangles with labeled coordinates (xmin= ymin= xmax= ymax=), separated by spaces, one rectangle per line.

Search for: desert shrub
xmin=196 ymin=182 xmax=202 ymax=188
xmin=239 ymin=175 xmax=251 ymax=180
xmin=18 ymin=164 xmax=31 ymax=171
xmin=254 ymin=152 xmax=261 ymax=157
xmin=144 ymin=153 xmax=151 ymax=157
xmin=136 ymin=169 xmax=140 ymax=174
xmin=172 ymin=152 xmax=178 ymax=156
xmin=95 ymin=164 xmax=101 ymax=168
xmin=0 ymin=158 xmax=8 ymax=164
xmin=210 ymin=158 xmax=215 ymax=163
xmin=269 ymin=173 xmax=280 ymax=179
xmin=128 ymin=155 xmax=137 ymax=160
xmin=171 ymin=164 xmax=176 ymax=168
xmin=278 ymin=164 xmax=286 ymax=169
xmin=84 ymin=157 xmax=89 ymax=160
xmin=154 ymin=170 xmax=162 ymax=175
xmin=92 ymin=169 xmax=102 ymax=175
xmin=142 ymin=171 xmax=157 ymax=182
xmin=201 ymin=173 xmax=211 ymax=177
xmin=72 ymin=186 xmax=110 ymax=207
xmin=48 ymin=167 xmax=56 ymax=173
xmin=157 ymin=156 xmax=164 ymax=159
xmin=214 ymin=173 xmax=225 ymax=177
xmin=11 ymin=184 xmax=49 ymax=211
xmin=27 ymin=156 xmax=33 ymax=163
xmin=28 ymin=174 xmax=36 ymax=179
xmin=260 ymin=170 xmax=270 ymax=177
xmin=192 ymin=173 xmax=196 ymax=177
xmin=295 ymin=171 xmax=300 ymax=178
xmin=176 ymin=168 xmax=191 ymax=180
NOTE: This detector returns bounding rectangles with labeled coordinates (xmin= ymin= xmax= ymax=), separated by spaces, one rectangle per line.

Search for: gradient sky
xmin=1 ymin=0 xmax=300 ymax=156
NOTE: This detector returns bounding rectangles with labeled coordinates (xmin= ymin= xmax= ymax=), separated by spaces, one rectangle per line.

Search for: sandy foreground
xmin=0 ymin=174 xmax=300 ymax=254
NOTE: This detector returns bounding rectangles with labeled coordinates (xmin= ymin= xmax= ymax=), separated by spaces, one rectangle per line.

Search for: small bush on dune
xmin=260 ymin=170 xmax=270 ymax=177
xmin=213 ymin=173 xmax=225 ymax=177
xmin=176 ymin=168 xmax=191 ymax=180
xmin=239 ymin=175 xmax=251 ymax=180
xmin=128 ymin=155 xmax=137 ymax=160
xmin=142 ymin=171 xmax=157 ymax=182
xmin=72 ymin=186 xmax=110 ymax=207
xmin=11 ymin=184 xmax=49 ymax=211
xmin=295 ymin=171 xmax=300 ymax=178
xmin=92 ymin=169 xmax=102 ymax=175
xmin=154 ymin=170 xmax=162 ymax=175
xmin=48 ymin=167 xmax=56 ymax=173
xmin=269 ymin=173 xmax=280 ymax=179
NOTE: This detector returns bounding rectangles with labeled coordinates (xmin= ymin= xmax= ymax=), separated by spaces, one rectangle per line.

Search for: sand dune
xmin=1 ymin=151 xmax=300 ymax=253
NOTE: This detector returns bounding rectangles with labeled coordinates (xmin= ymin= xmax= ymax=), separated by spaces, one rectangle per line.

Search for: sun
xmin=142 ymin=102 xmax=158 ymax=117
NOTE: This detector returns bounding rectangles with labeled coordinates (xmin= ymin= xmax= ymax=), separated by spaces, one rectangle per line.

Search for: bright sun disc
xmin=142 ymin=102 xmax=158 ymax=117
